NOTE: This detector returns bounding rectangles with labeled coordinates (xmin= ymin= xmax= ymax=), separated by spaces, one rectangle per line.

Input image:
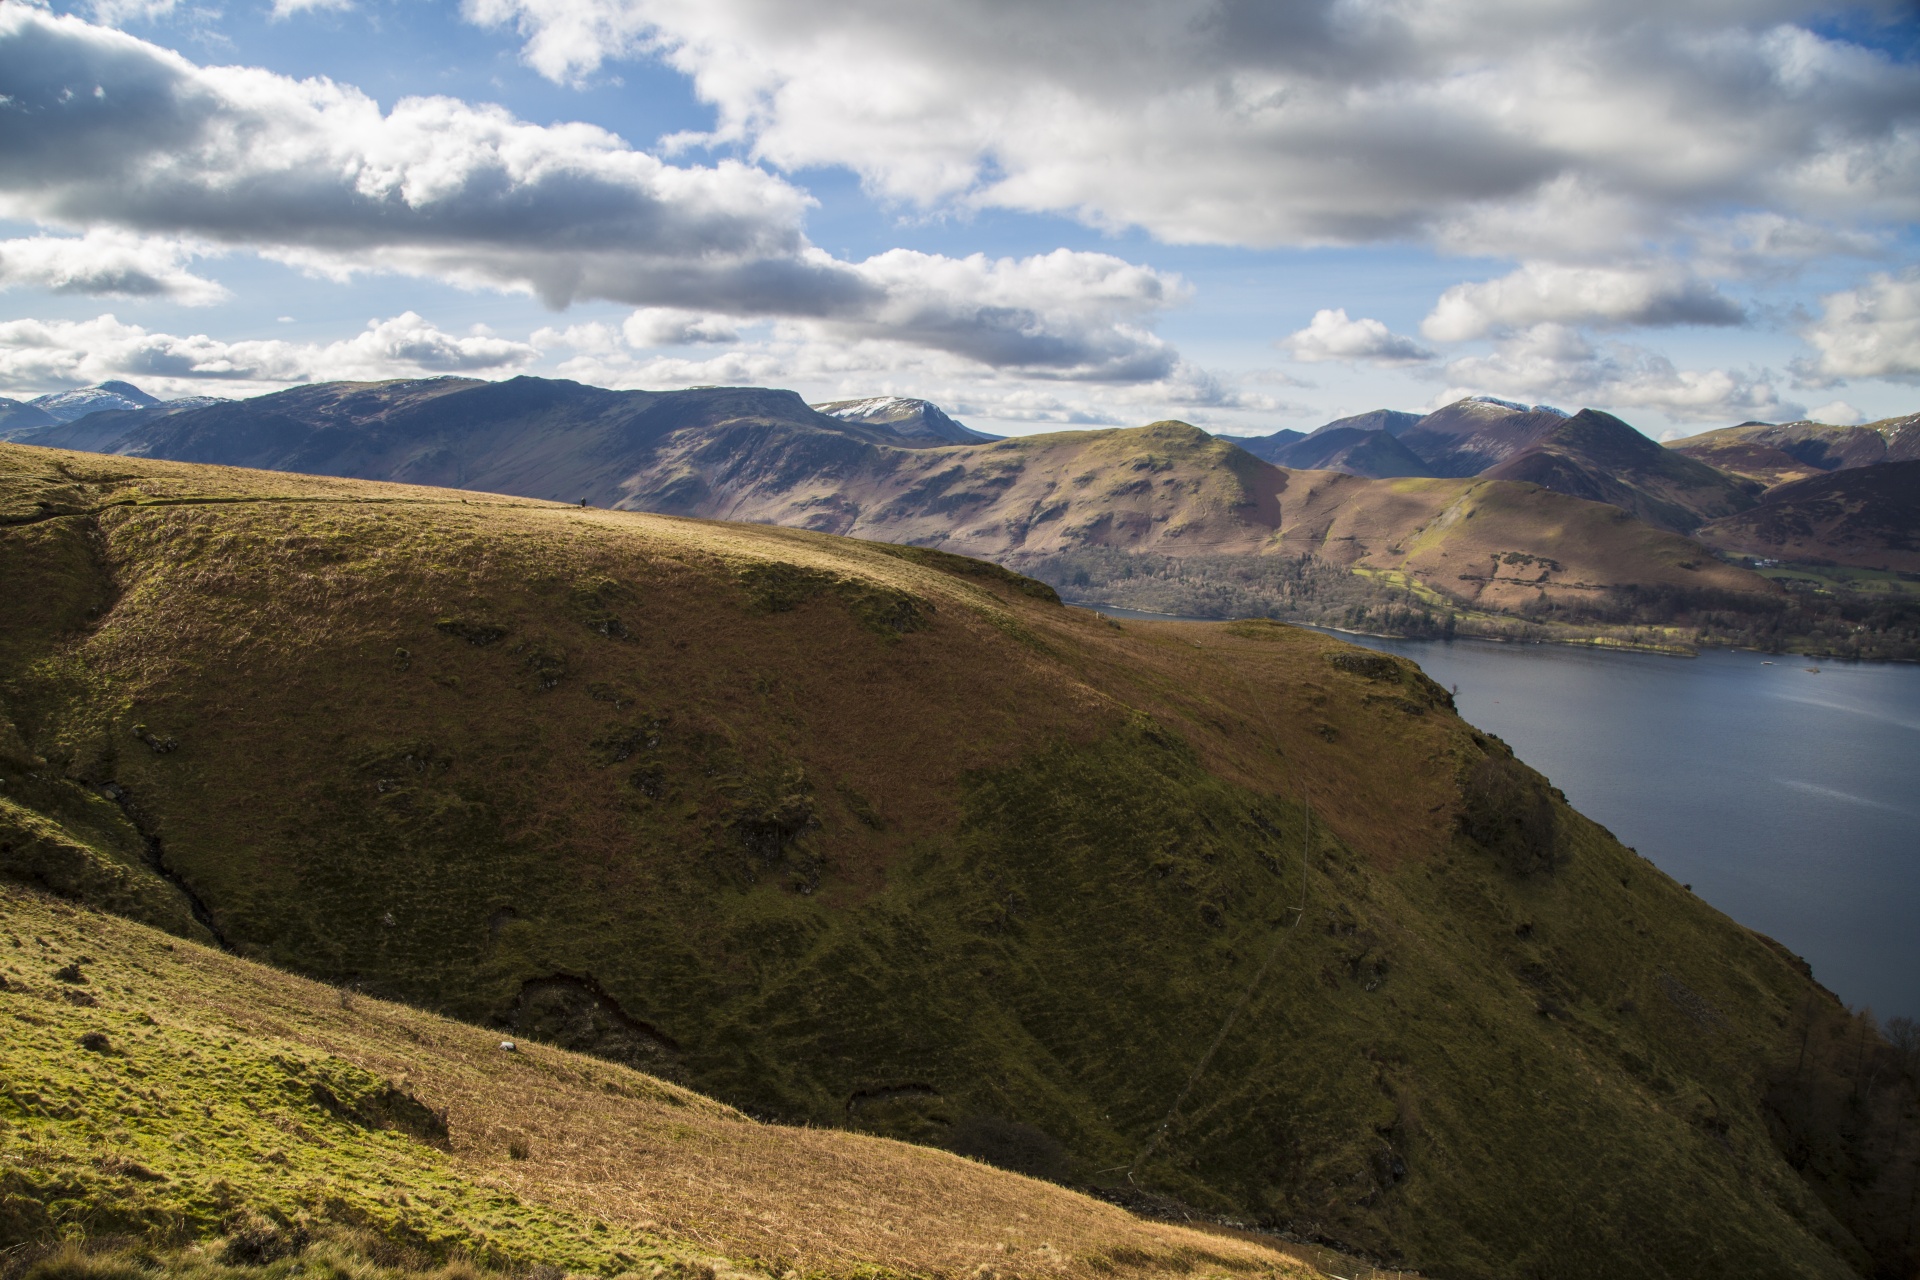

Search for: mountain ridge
xmin=1695 ymin=459 xmax=1920 ymax=571
xmin=1478 ymin=408 xmax=1758 ymax=533
xmin=1669 ymin=414 xmax=1920 ymax=487
xmin=16 ymin=375 xmax=1917 ymax=655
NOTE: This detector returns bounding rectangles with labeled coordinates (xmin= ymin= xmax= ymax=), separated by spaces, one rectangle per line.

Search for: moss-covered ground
xmin=2 ymin=444 xmax=1917 ymax=1279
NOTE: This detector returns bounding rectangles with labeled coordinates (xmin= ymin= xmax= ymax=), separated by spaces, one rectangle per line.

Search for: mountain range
xmin=0 ymin=379 xmax=224 ymax=444
xmin=9 ymin=376 xmax=1918 ymax=655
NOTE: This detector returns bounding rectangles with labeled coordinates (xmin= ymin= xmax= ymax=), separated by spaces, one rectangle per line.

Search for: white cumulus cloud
xmin=0 ymin=5 xmax=1192 ymax=383
xmin=1281 ymin=309 xmax=1433 ymax=367
xmin=1798 ymin=269 xmax=1920 ymax=384
xmin=0 ymin=312 xmax=539 ymax=399
xmin=1422 ymin=263 xmax=1746 ymax=343
xmin=1443 ymin=323 xmax=1799 ymax=423
xmin=463 ymin=0 xmax=1920 ymax=258
xmin=271 ymin=0 xmax=354 ymax=18
xmin=0 ymin=230 xmax=226 ymax=304
xmin=1806 ymin=399 xmax=1864 ymax=425
xmin=821 ymin=249 xmax=1183 ymax=382
xmin=0 ymin=4 xmax=816 ymax=309
xmin=532 ymin=316 xmax=1275 ymax=432
xmin=622 ymin=308 xmax=741 ymax=347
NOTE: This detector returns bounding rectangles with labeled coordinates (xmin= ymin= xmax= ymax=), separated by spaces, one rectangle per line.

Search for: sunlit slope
xmin=678 ymin=419 xmax=1772 ymax=612
xmin=0 ymin=442 xmax=1905 ymax=1279
xmin=694 ymin=420 xmax=1287 ymax=556
xmin=1268 ymin=471 xmax=1766 ymax=612
xmin=34 ymin=378 xmax=1784 ymax=623
xmin=1669 ymin=414 xmax=1920 ymax=488
xmin=0 ymin=884 xmax=1308 ymax=1280
xmin=1479 ymin=410 xmax=1757 ymax=534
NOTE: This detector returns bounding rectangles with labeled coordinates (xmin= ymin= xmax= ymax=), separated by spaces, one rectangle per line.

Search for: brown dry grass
xmin=1 ymin=442 xmax=1466 ymax=885
xmin=1 ymin=885 xmax=1317 ymax=1280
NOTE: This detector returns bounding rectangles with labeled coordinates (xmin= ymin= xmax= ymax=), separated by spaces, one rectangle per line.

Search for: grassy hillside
xmin=0 ymin=884 xmax=1313 ymax=1280
xmin=1480 ymin=410 xmax=1756 ymax=534
xmin=47 ymin=376 xmax=1890 ymax=652
xmin=1695 ymin=461 xmax=1920 ymax=572
xmin=1669 ymin=415 xmax=1920 ymax=487
xmin=638 ymin=416 xmax=1782 ymax=648
xmin=3 ymin=442 xmax=1917 ymax=1278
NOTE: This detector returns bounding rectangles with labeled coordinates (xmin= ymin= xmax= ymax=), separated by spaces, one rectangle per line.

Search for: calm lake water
xmin=1088 ymin=607 xmax=1920 ymax=1020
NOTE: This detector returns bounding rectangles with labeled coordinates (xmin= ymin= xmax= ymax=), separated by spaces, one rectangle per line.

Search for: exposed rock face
xmin=503 ymin=974 xmax=684 ymax=1078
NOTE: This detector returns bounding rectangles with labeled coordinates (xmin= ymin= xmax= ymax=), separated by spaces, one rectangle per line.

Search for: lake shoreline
xmin=1068 ymin=600 xmax=1920 ymax=664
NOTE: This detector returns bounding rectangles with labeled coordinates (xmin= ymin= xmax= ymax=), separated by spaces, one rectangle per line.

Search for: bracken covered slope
xmin=1 ymin=443 xmax=1913 ymax=1280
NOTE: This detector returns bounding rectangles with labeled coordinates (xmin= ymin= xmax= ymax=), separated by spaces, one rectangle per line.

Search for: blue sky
xmin=2 ymin=0 xmax=1918 ymax=439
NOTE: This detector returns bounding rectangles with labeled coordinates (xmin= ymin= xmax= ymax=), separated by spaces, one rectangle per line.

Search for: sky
xmin=1 ymin=0 xmax=1918 ymax=440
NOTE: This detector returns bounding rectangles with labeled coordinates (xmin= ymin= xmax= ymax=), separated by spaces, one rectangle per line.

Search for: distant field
xmin=1753 ymin=564 xmax=1920 ymax=597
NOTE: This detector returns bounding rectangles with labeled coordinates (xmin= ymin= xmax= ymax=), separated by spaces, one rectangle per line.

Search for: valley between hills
xmin=3 ymin=443 xmax=1920 ymax=1280
xmin=11 ymin=378 xmax=1918 ymax=659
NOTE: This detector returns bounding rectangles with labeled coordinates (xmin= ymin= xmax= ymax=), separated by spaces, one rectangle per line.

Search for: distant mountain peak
xmin=1461 ymin=394 xmax=1568 ymax=417
xmin=28 ymin=381 xmax=162 ymax=423
xmin=97 ymin=380 xmax=159 ymax=403
xmin=812 ymin=395 xmax=998 ymax=444
xmin=818 ymin=395 xmax=919 ymax=417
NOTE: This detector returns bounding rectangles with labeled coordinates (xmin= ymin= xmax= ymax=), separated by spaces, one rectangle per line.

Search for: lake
xmin=1089 ymin=608 xmax=1920 ymax=1021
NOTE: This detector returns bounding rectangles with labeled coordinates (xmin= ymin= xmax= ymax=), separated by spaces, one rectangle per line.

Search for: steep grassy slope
xmin=1250 ymin=470 xmax=1761 ymax=612
xmin=1695 ymin=461 xmax=1920 ymax=571
xmin=2 ymin=443 xmax=1914 ymax=1279
xmin=0 ymin=885 xmax=1310 ymax=1280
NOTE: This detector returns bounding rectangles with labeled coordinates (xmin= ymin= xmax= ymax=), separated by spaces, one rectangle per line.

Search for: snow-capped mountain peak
xmin=29 ymin=381 xmax=161 ymax=423
xmin=811 ymin=395 xmax=1000 ymax=445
